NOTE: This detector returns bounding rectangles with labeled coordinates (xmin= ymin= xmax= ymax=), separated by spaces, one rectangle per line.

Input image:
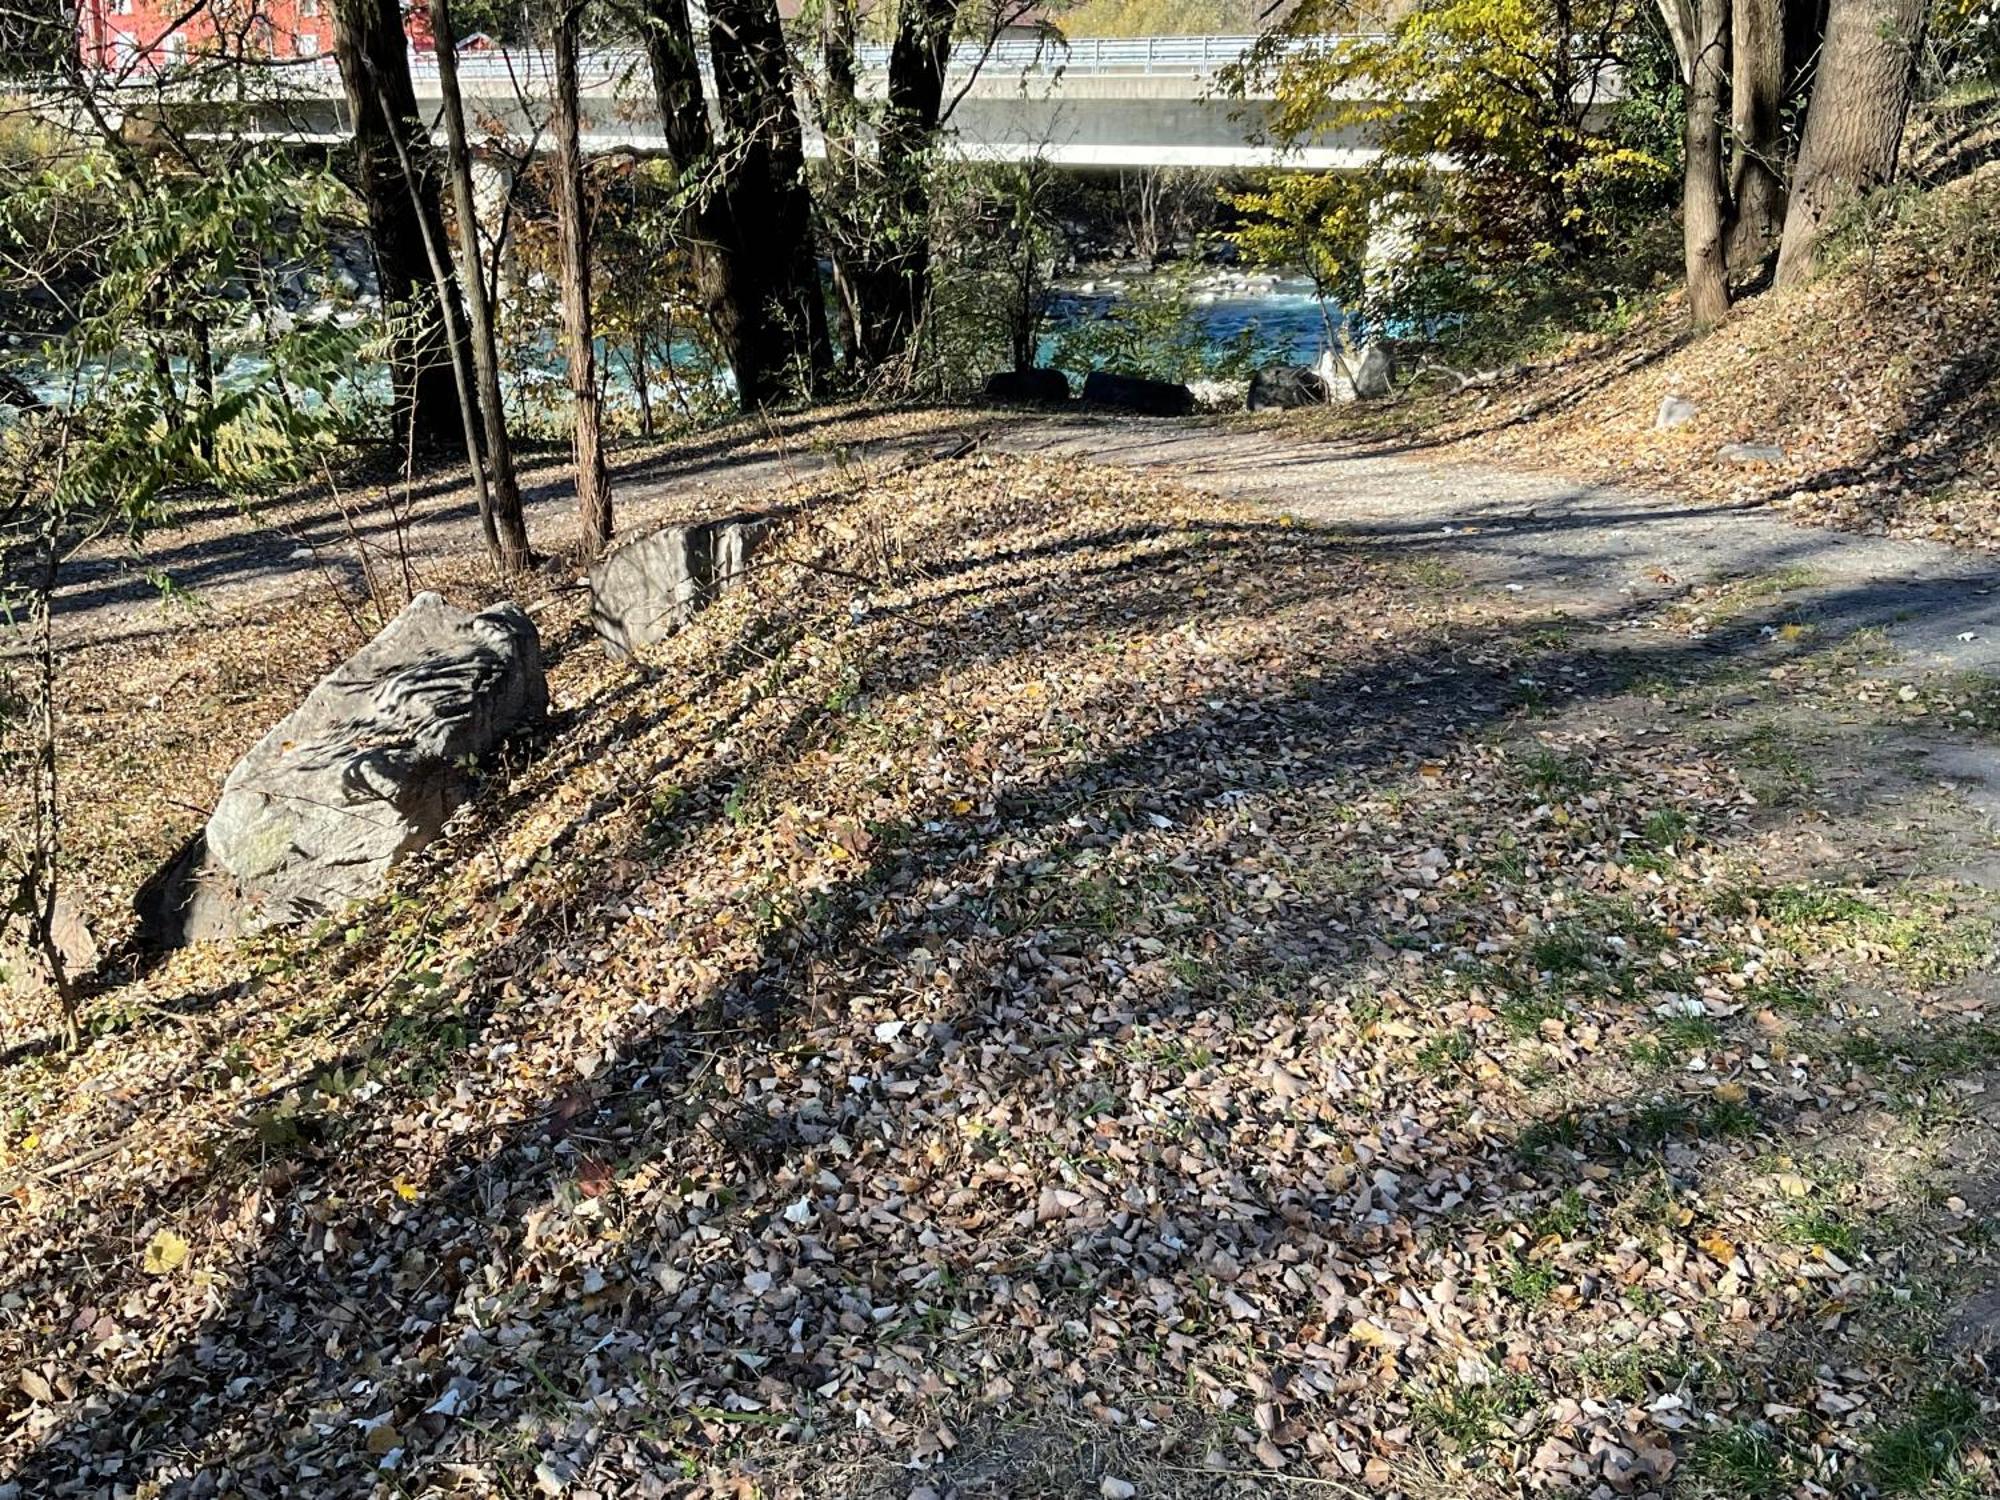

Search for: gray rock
xmin=145 ymin=592 xmax=544 ymax=944
xmin=588 ymin=513 xmax=775 ymax=658
xmin=983 ymin=368 xmax=1070 ymax=404
xmin=1656 ymin=394 xmax=1698 ymax=431
xmin=1717 ymin=441 xmax=1784 ymax=465
xmin=1080 ymin=370 xmax=1195 ymax=416
xmin=1348 ymin=343 xmax=1395 ymax=399
xmin=1248 ymin=364 xmax=1325 ymax=410
xmin=1310 ymin=349 xmax=1359 ymax=404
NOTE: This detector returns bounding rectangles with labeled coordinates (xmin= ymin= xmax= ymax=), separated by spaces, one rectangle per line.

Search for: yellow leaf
xmin=393 ymin=1179 xmax=420 ymax=1202
xmin=141 ymin=1228 xmax=190 ymax=1275
xmin=1698 ymin=1232 xmax=1735 ymax=1264
xmin=950 ymin=799 xmax=973 ymax=815
xmin=1348 ymin=1317 xmax=1404 ymax=1349
xmin=1714 ymin=1081 xmax=1748 ymax=1105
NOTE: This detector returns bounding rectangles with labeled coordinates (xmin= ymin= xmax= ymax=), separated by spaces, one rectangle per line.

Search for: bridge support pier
xmin=469 ymin=155 xmax=518 ymax=302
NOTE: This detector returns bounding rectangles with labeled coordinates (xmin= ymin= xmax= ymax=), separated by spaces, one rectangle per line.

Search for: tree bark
xmin=553 ymin=0 xmax=613 ymax=556
xmin=430 ymin=0 xmax=532 ymax=570
xmin=707 ymin=0 xmax=834 ymax=399
xmin=836 ymin=0 xmax=957 ymax=373
xmin=640 ymin=0 xmax=829 ymax=409
xmin=329 ymin=0 xmax=465 ymax=453
xmin=1676 ymin=0 xmax=1734 ymax=327
xmin=1726 ymin=0 xmax=1787 ymax=269
xmin=1774 ymin=0 xmax=1927 ymax=287
xmin=369 ymin=72 xmax=501 ymax=562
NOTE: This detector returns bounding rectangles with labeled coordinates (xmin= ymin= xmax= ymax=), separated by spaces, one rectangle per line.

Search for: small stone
xmin=1655 ymin=394 xmax=1698 ymax=430
xmin=1717 ymin=441 xmax=1784 ymax=464
xmin=535 ymin=1457 xmax=578 ymax=1496
xmin=1101 ymin=1479 xmax=1137 ymax=1499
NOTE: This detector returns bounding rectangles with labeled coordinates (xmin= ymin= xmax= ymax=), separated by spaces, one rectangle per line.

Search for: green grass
xmin=1503 ymin=1257 xmax=1561 ymax=1307
xmin=1742 ymin=971 xmax=1826 ymax=1016
xmin=1520 ymin=748 xmax=1596 ymax=793
xmin=1529 ymin=926 xmax=1595 ymax=976
xmin=1684 ymin=1423 xmax=1791 ymax=1499
xmin=1738 ymin=723 xmax=1818 ymax=800
xmin=1763 ymin=884 xmax=1992 ymax=986
xmin=1867 ymin=1386 xmax=1987 ymax=1497
xmin=1516 ymin=1109 xmax=1585 ymax=1163
xmin=1531 ymin=1187 xmax=1590 ymax=1240
xmin=1416 ymin=1030 xmax=1474 ymax=1075
xmin=1497 ymin=989 xmax=1570 ymax=1039
xmin=1779 ymin=1205 xmax=1860 ymax=1257
xmin=1414 ymin=1372 xmax=1538 ymax=1450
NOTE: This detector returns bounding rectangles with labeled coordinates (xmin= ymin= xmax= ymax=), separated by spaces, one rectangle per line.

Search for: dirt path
xmin=991 ymin=415 xmax=2000 ymax=673
xmin=48 ymin=408 xmax=2000 ymax=673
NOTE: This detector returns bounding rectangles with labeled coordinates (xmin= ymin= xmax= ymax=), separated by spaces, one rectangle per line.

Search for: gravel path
xmin=993 ymin=414 xmax=2000 ymax=673
xmin=46 ymin=407 xmax=2000 ymax=673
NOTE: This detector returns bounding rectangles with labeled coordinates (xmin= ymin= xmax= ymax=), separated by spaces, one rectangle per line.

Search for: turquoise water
xmin=9 ymin=274 xmax=1335 ymax=418
xmin=1043 ymin=275 xmax=1334 ymax=370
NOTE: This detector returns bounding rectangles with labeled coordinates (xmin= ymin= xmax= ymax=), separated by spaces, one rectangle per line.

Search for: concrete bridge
xmin=187 ymin=35 xmax=1372 ymax=170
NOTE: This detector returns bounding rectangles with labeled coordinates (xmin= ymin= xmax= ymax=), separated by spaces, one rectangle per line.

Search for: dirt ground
xmin=5 ymin=414 xmax=2000 ymax=1498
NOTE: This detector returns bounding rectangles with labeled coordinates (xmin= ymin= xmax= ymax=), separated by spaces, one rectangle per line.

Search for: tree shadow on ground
xmin=6 ymin=494 xmax=1997 ymax=1496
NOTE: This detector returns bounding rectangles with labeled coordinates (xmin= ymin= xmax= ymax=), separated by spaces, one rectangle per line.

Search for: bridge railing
xmin=409 ymin=33 xmax=1304 ymax=89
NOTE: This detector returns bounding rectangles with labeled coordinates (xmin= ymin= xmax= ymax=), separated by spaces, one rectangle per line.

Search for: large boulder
xmin=141 ymin=592 xmax=545 ymax=945
xmin=1248 ymin=364 xmax=1326 ymax=410
xmin=1080 ymin=370 xmax=1196 ymax=416
xmin=588 ymin=512 xmax=774 ymax=659
xmin=984 ymin=368 xmax=1071 ymax=404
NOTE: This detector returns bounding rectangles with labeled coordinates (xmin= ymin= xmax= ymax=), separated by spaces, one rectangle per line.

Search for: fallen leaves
xmin=3 ymin=449 xmax=1999 ymax=1498
xmin=139 ymin=1227 xmax=189 ymax=1276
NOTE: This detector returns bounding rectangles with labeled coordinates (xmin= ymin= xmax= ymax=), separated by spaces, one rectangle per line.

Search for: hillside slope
xmin=1304 ymin=155 xmax=2000 ymax=553
xmin=6 ymin=450 xmax=2000 ymax=1496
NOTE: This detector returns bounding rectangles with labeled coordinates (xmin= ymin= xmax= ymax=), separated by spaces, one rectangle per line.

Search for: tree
xmin=1774 ymin=0 xmax=1929 ymax=286
xmin=429 ymin=0 xmax=534 ymax=569
xmin=830 ymin=0 xmax=957 ymax=372
xmin=552 ymin=0 xmax=613 ymax=554
xmin=1230 ymin=0 xmax=1673 ymax=349
xmin=1224 ymin=173 xmax=1370 ymax=350
xmin=329 ymin=0 xmax=466 ymax=453
xmin=1659 ymin=0 xmax=1735 ymax=325
xmin=813 ymin=0 xmax=1043 ymax=380
xmin=706 ymin=0 xmax=833 ymax=396
xmin=1727 ymin=0 xmax=1786 ymax=267
xmin=2 ymin=137 xmax=366 ymax=1046
xmin=639 ymin=0 xmax=829 ymax=407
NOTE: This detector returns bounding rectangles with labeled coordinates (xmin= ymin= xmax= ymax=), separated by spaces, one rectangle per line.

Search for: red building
xmin=76 ymin=0 xmax=428 ymax=72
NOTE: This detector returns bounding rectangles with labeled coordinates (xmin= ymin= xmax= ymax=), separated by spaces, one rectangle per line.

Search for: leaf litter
xmin=1 ymin=451 xmax=1999 ymax=1498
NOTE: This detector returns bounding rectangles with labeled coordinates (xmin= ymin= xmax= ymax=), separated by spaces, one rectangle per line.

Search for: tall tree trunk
xmin=430 ymin=0 xmax=532 ymax=570
xmin=330 ymin=0 xmax=465 ymax=453
xmin=553 ymin=0 xmax=613 ymax=556
xmin=1727 ymin=0 xmax=1787 ymax=269
xmin=639 ymin=0 xmax=827 ymax=408
xmin=838 ymin=0 xmax=956 ymax=373
xmin=1664 ymin=0 xmax=1734 ymax=327
xmin=369 ymin=72 xmax=502 ymax=561
xmin=1774 ymin=0 xmax=1927 ymax=287
xmin=707 ymin=0 xmax=833 ymax=399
